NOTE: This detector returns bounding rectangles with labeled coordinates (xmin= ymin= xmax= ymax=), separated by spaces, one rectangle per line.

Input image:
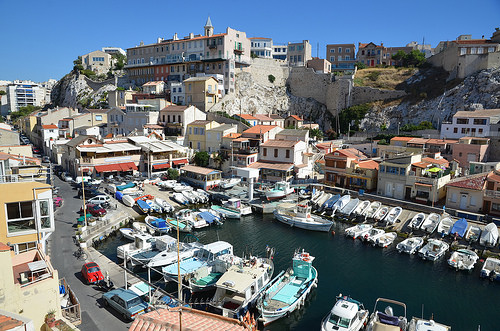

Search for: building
xmin=345 ymin=159 xmax=379 ymax=192
xmin=260 ymin=139 xmax=307 ymax=165
xmin=306 ymin=58 xmax=331 ymax=73
xmin=469 ymin=161 xmax=500 ymax=175
xmin=0 ymin=126 xmax=20 ymax=146
xmin=142 ymin=81 xmax=165 ymax=94
xmin=58 ymin=111 xmax=107 ymax=139
xmin=187 ymin=120 xmax=219 ymax=150
xmin=452 ymin=137 xmax=490 ymax=168
xmin=324 ymin=148 xmax=367 ymax=187
xmin=357 ymin=42 xmax=412 ymax=67
xmin=81 ymin=50 xmax=112 ymax=74
xmin=253 ymin=114 xmax=276 ymax=126
xmin=184 ymin=76 xmax=219 ymax=111
xmin=287 ymin=40 xmax=312 ymax=67
xmin=445 ymin=172 xmax=487 ymax=212
xmin=241 ymin=125 xmax=282 ymax=147
xmin=272 ymin=44 xmax=287 ymax=60
xmin=101 ymin=46 xmax=126 ymax=56
xmin=206 ymin=123 xmax=237 ymax=153
xmin=234 ymin=114 xmax=258 ymax=126
xmin=377 ymin=154 xmax=422 ymax=199
xmin=170 ymin=82 xmax=185 ymax=105
xmin=4 ymin=81 xmax=48 ymax=115
xmin=29 ymin=107 xmax=75 ymax=149
xmin=285 ymin=115 xmax=303 ymax=128
xmin=249 ymin=37 xmax=273 ymax=58
xmin=275 ymin=128 xmax=309 ymax=142
xmin=106 ymin=104 xmax=159 ymax=137
xmin=40 ymin=124 xmax=58 ymax=156
xmin=108 ymin=89 xmax=135 ymax=108
xmin=179 ymin=165 xmax=222 ymax=189
xmin=326 ymin=43 xmax=356 ymax=71
xmin=269 ymin=114 xmax=284 ymax=128
xmin=440 ymin=109 xmax=500 ymax=139
xmin=159 ymin=105 xmax=207 ymax=138
xmin=483 ymin=170 xmax=500 ymax=216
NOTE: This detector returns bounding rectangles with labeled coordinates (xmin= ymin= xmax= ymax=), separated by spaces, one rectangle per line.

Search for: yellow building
xmin=184 ymin=76 xmax=219 ymax=111
xmin=21 ymin=114 xmax=38 ymax=143
xmin=187 ymin=120 xmax=219 ymax=151
xmin=0 ymin=181 xmax=54 ymax=254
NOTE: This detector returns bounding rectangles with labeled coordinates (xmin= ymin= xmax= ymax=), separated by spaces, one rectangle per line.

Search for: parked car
xmin=80 ymin=203 xmax=107 ymax=217
xmin=87 ymin=195 xmax=111 ymax=206
xmin=62 ymin=172 xmax=73 ymax=182
xmin=102 ymin=288 xmax=149 ymax=321
xmin=32 ymin=147 xmax=40 ymax=154
xmin=81 ymin=262 xmax=104 ymax=284
xmin=78 ymin=187 xmax=102 ymax=199
xmin=42 ymin=156 xmax=50 ymax=163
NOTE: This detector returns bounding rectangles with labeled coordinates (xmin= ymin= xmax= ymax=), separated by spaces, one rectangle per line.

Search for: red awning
xmin=119 ymin=162 xmax=138 ymax=171
xmin=95 ymin=162 xmax=138 ymax=173
xmin=153 ymin=163 xmax=170 ymax=170
xmin=172 ymin=159 xmax=189 ymax=166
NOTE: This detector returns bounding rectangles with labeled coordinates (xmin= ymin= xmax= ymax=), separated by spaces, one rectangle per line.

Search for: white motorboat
xmin=437 ymin=217 xmax=454 ymax=236
xmin=129 ymin=235 xmax=177 ymax=267
xmin=132 ymin=222 xmax=148 ymax=234
xmin=265 ymin=181 xmax=294 ymax=200
xmin=385 ymin=207 xmax=402 ymax=225
xmin=418 ymin=239 xmax=449 ymax=261
xmin=119 ymin=227 xmax=137 ymax=241
xmin=223 ymin=198 xmax=252 ymax=216
xmin=172 ymin=192 xmax=189 ymax=205
xmin=316 ymin=193 xmax=332 ymax=211
xmin=154 ymin=197 xmax=174 ymax=213
xmin=144 ymin=216 xmax=171 ymax=234
xmin=365 ymin=297 xmax=407 ymax=331
xmin=345 ymin=224 xmax=373 ymax=239
xmin=373 ymin=206 xmax=389 ymax=222
xmin=182 ymin=190 xmax=198 ymax=203
xmin=448 ymin=248 xmax=479 ymax=271
xmin=376 ymin=232 xmax=397 ymax=248
xmin=192 ymin=190 xmax=208 ymax=203
xmin=189 ymin=254 xmax=245 ymax=293
xmin=407 ymin=317 xmax=451 ymax=331
xmin=396 ymin=237 xmax=424 ymax=254
xmin=274 ymin=203 xmax=333 ymax=232
xmin=158 ymin=180 xmax=177 ymax=190
xmin=339 ymin=198 xmax=360 ymax=216
xmin=122 ymin=194 xmax=136 ymax=207
xmin=176 ymin=209 xmax=207 ymax=229
xmin=363 ymin=201 xmax=381 ymax=219
xmin=320 ymin=194 xmax=340 ymax=213
xmin=220 ymin=177 xmax=241 ymax=189
xmin=196 ymin=189 xmax=211 ymax=202
xmin=353 ymin=200 xmax=371 ymax=216
xmin=480 ymin=257 xmax=500 ymax=281
xmin=331 ymin=195 xmax=351 ymax=216
xmin=420 ymin=213 xmax=440 ymax=233
xmin=320 ymin=294 xmax=369 ymax=331
xmin=408 ymin=213 xmax=426 ymax=230
xmin=147 ymin=240 xmax=203 ymax=268
xmin=173 ymin=183 xmax=193 ymax=192
xmin=363 ymin=228 xmax=385 ymax=245
xmin=480 ymin=222 xmax=499 ymax=247
xmin=465 ymin=225 xmax=482 ymax=243
xmin=116 ymin=233 xmax=154 ymax=260
xmin=311 ymin=191 xmax=325 ymax=205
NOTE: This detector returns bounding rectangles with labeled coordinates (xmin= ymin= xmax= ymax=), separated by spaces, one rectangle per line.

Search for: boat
xmin=265 ymin=181 xmax=295 ymax=201
xmin=166 ymin=217 xmax=193 ymax=233
xmin=129 ymin=235 xmax=177 ymax=267
xmin=311 ymin=191 xmax=324 ymax=205
xmin=396 ymin=237 xmax=424 ymax=255
xmin=210 ymin=255 xmax=274 ymax=319
xmin=221 ymin=198 xmax=252 ymax=216
xmin=376 ymin=232 xmax=397 ymax=248
xmin=157 ymin=180 xmax=177 ymax=190
xmin=192 ymin=190 xmax=208 ymax=203
xmin=189 ymin=254 xmax=244 ymax=293
xmin=437 ymin=217 xmax=454 ymax=236
xmin=155 ymin=197 xmax=174 ymax=213
xmin=147 ymin=239 xmax=203 ymax=268
xmin=480 ymin=257 xmax=500 ymax=281
xmin=298 ymin=189 xmax=311 ymax=199
xmin=320 ymin=194 xmax=339 ymax=213
xmin=373 ymin=206 xmax=389 ymax=222
xmin=173 ymin=183 xmax=192 ymax=192
xmin=418 ymin=239 xmax=449 ymax=261
xmin=122 ymin=194 xmax=135 ymax=207
xmin=136 ymin=199 xmax=151 ymax=214
xmin=450 ymin=218 xmax=468 ymax=238
xmin=385 ymin=207 xmax=402 ymax=225
xmin=176 ymin=209 xmax=207 ymax=229
xmin=211 ymin=204 xmax=240 ymax=219
xmin=197 ymin=209 xmax=223 ymax=225
xmin=195 ymin=189 xmax=210 ymax=202
xmin=353 ymin=200 xmax=370 ymax=216
xmin=448 ymin=248 xmax=479 ymax=271
xmin=145 ymin=216 xmax=171 ymax=234
xmin=331 ymin=195 xmax=351 ymax=216
xmin=274 ymin=203 xmax=333 ymax=232
xmin=119 ymin=228 xmax=136 ymax=241
xmin=220 ymin=177 xmax=241 ymax=189
xmin=465 ymin=225 xmax=482 ymax=243
xmin=420 ymin=213 xmax=441 ymax=233
xmin=339 ymin=198 xmax=360 ymax=216
xmin=407 ymin=317 xmax=451 ymax=331
xmin=315 ymin=193 xmax=332 ymax=210
xmin=363 ymin=228 xmax=385 ymax=245
xmin=320 ymin=294 xmax=369 ymax=331
xmin=132 ymin=222 xmax=148 ymax=234
xmin=116 ymin=233 xmax=154 ymax=260
xmin=408 ymin=213 xmax=426 ymax=230
xmin=182 ymin=190 xmax=198 ymax=203
xmin=365 ymin=297 xmax=408 ymax=331
xmin=257 ymin=250 xmax=318 ymax=326
xmin=145 ymin=199 xmax=163 ymax=213
xmin=116 ymin=182 xmax=135 ymax=191
xmin=480 ymin=222 xmax=499 ymax=247
xmin=345 ymin=224 xmax=373 ymax=240
xmin=172 ymin=192 xmax=189 ymax=205
xmin=162 ymin=241 xmax=234 ymax=282
xmin=363 ymin=201 xmax=381 ymax=219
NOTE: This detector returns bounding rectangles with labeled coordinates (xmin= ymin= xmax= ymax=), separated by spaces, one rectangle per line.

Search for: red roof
xmin=326 ymin=148 xmax=366 ymax=160
xmin=391 ymin=136 xmax=414 ymax=142
xmin=253 ymin=114 xmax=274 ymax=121
xmin=454 ymin=39 xmax=492 ymax=45
xmin=172 ymin=159 xmax=188 ymax=165
xmin=42 ymin=124 xmax=58 ymax=129
xmin=0 ymin=242 xmax=11 ymax=251
xmin=357 ymin=160 xmax=379 ymax=170
xmin=487 ymin=171 xmax=500 ymax=183
xmin=243 ymin=125 xmax=278 ymax=134
xmin=288 ymin=115 xmax=303 ymax=121
xmin=0 ymin=314 xmax=23 ymax=329
xmin=237 ymin=114 xmax=257 ymax=120
xmin=94 ymin=162 xmax=138 ymax=173
xmin=223 ymin=133 xmax=242 ymax=139
xmin=422 ymin=157 xmax=449 ymax=166
xmin=446 ymin=173 xmax=487 ymax=190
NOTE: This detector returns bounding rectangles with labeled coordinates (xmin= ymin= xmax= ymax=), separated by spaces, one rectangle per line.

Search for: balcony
xmin=234 ymin=47 xmax=244 ymax=53
xmin=485 ymin=189 xmax=500 ymax=199
xmin=208 ymin=44 xmax=218 ymax=49
xmin=206 ymin=89 xmax=216 ymax=95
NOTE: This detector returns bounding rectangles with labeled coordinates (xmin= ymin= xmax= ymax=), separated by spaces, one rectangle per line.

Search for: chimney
xmin=189 ymin=33 xmax=194 ymax=39
xmin=173 ymin=33 xmax=178 ymax=41
xmin=157 ymin=37 xmax=162 ymax=43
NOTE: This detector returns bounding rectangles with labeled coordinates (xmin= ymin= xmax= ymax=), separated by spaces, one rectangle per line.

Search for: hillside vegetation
xmin=354 ymin=67 xmax=417 ymax=90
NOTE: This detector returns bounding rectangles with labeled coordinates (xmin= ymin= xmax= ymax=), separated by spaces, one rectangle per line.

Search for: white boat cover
xmin=480 ymin=223 xmax=499 ymax=246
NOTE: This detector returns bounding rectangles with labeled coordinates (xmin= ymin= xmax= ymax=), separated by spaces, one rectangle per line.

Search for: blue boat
xmin=136 ymin=199 xmax=151 ymax=214
xmin=145 ymin=216 xmax=170 ymax=234
xmin=196 ymin=211 xmax=222 ymax=225
xmin=320 ymin=194 xmax=341 ymax=212
xmin=450 ymin=218 xmax=468 ymax=238
xmin=115 ymin=191 xmax=124 ymax=201
xmin=116 ymin=182 xmax=135 ymax=191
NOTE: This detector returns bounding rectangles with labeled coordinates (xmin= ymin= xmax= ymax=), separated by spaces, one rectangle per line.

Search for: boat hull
xmin=274 ymin=210 xmax=333 ymax=232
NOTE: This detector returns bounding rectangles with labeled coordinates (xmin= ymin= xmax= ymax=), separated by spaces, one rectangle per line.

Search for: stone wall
xmin=351 ymin=86 xmax=406 ymax=106
xmin=206 ymin=112 xmax=250 ymax=132
xmin=84 ymin=76 xmax=115 ymax=91
xmin=238 ymin=58 xmax=289 ymax=87
xmin=287 ymin=66 xmax=334 ymax=105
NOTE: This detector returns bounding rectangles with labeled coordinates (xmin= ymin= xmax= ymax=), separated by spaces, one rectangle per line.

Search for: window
xmin=345 ymin=48 xmax=350 ymax=53
xmin=345 ymin=55 xmax=350 ymax=60
xmin=194 ymin=127 xmax=198 ymax=134
xmin=461 ymin=128 xmax=467 ymax=134
xmin=379 ymin=165 xmax=385 ymax=173
xmin=338 ymin=56 xmax=342 ymax=61
xmin=263 ymin=148 xmax=267 ymax=156
xmin=6 ymin=201 xmax=34 ymax=234
xmin=200 ymin=128 xmax=204 ymax=135
xmin=453 ymin=128 xmax=458 ymax=133
xmin=189 ymin=127 xmax=192 ymax=134
xmin=473 ymin=119 xmax=487 ymax=125
xmin=338 ymin=47 xmax=342 ymax=53
xmin=167 ymin=115 xmax=170 ymax=123
xmin=330 ymin=49 xmax=335 ymax=53
xmin=460 ymin=48 xmax=466 ymax=55
xmin=178 ymin=115 xmax=181 ymax=123
xmin=286 ymin=150 xmax=290 ymax=158
xmin=274 ymin=149 xmax=278 ymax=157
xmin=459 ymin=152 xmax=463 ymax=157
xmin=488 ymin=47 xmax=495 ymax=53
xmin=188 ymin=84 xmax=192 ymax=91
xmin=330 ymin=56 xmax=335 ymax=62
xmin=95 ymin=115 xmax=102 ymax=121
xmin=478 ymin=47 xmax=484 ymax=54
xmin=479 ymin=128 xmax=483 ymax=134
xmin=471 ymin=48 xmax=477 ymax=54
xmin=197 ymin=142 xmax=201 ymax=150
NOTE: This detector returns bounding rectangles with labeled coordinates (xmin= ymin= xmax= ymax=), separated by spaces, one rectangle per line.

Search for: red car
xmin=81 ymin=262 xmax=104 ymax=284
xmin=80 ymin=203 xmax=107 ymax=217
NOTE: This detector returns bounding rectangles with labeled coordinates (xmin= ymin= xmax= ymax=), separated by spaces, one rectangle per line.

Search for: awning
xmin=153 ymin=163 xmax=171 ymax=170
xmin=427 ymin=167 xmax=442 ymax=173
xmin=119 ymin=162 xmax=138 ymax=171
xmin=95 ymin=162 xmax=138 ymax=173
xmin=172 ymin=159 xmax=189 ymax=166
xmin=415 ymin=182 xmax=432 ymax=187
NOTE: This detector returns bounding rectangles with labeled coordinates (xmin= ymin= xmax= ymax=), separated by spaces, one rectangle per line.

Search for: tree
xmin=212 ymin=152 xmax=227 ymax=170
xmin=112 ymin=53 xmax=127 ymax=70
xmin=391 ymin=50 xmax=407 ymax=66
xmin=338 ymin=103 xmax=371 ymax=134
xmin=309 ymin=128 xmax=324 ymax=140
xmin=193 ymin=151 xmax=210 ymax=167
xmin=0 ymin=90 xmax=6 ymax=95
xmin=391 ymin=50 xmax=426 ymax=68
xmin=268 ymin=74 xmax=275 ymax=83
xmin=355 ymin=62 xmax=367 ymax=70
xmin=73 ymin=56 xmax=84 ymax=71
xmin=11 ymin=105 xmax=41 ymax=121
xmin=167 ymin=168 xmax=179 ymax=180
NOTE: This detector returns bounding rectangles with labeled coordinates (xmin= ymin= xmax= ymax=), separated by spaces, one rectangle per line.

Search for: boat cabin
xmin=134 ymin=234 xmax=154 ymax=250
xmin=329 ymin=298 xmax=362 ymax=330
xmin=292 ymin=251 xmax=315 ymax=279
xmin=195 ymin=241 xmax=233 ymax=261
xmin=224 ymin=198 xmax=241 ymax=209
xmin=296 ymin=204 xmax=312 ymax=218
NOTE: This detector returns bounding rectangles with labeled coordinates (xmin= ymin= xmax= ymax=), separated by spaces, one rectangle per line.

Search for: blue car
xmin=102 ymin=288 xmax=149 ymax=321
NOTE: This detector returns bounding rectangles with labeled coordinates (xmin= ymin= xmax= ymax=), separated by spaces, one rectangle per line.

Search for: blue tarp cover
xmin=116 ymin=182 xmax=135 ymax=191
xmin=115 ymin=191 xmax=123 ymax=201
xmin=198 ymin=211 xmax=216 ymax=224
xmin=137 ymin=199 xmax=150 ymax=211
xmin=450 ymin=218 xmax=468 ymax=237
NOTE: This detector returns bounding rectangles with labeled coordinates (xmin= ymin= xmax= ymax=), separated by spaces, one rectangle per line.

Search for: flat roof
xmin=78 ymin=142 xmax=141 ymax=153
xmin=216 ymin=263 xmax=269 ymax=293
xmin=260 ymin=140 xmax=299 ymax=148
xmin=181 ymin=165 xmax=221 ymax=175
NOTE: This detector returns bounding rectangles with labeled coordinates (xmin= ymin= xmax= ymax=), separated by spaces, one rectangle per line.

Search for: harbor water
xmin=97 ymin=213 xmax=500 ymax=331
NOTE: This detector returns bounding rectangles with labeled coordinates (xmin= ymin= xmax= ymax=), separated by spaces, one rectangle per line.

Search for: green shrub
xmin=268 ymin=74 xmax=275 ymax=83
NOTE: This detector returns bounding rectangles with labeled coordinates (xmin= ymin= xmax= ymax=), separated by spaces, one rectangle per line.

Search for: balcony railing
xmin=485 ymin=190 xmax=500 ymax=199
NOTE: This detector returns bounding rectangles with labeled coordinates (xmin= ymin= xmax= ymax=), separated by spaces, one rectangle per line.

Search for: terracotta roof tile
xmin=0 ymin=242 xmax=11 ymax=251
xmin=160 ymin=105 xmax=189 ymax=112
xmin=42 ymin=124 xmax=58 ymax=129
xmin=247 ymin=161 xmax=294 ymax=171
xmin=446 ymin=173 xmax=487 ymax=190
xmin=487 ymin=171 xmax=500 ymax=183
xmin=413 ymin=161 xmax=431 ymax=168
xmin=358 ymin=160 xmax=379 ymax=170
xmin=253 ymin=114 xmax=274 ymax=121
xmin=243 ymin=125 xmax=278 ymax=134
xmin=223 ymin=133 xmax=242 ymax=139
xmin=260 ymin=139 xmax=299 ymax=148
xmin=237 ymin=114 xmax=257 ymax=120
xmin=288 ymin=115 xmax=302 ymax=121
xmin=188 ymin=120 xmax=212 ymax=125
xmin=0 ymin=314 xmax=23 ymax=329
xmin=422 ymin=157 xmax=449 ymax=166
xmin=391 ymin=136 xmax=414 ymax=142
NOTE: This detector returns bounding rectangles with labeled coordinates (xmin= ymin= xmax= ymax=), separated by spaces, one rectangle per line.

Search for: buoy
xmin=331 ymin=230 xmax=335 ymax=236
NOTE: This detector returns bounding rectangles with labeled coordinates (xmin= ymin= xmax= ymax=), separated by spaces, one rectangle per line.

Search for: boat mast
xmin=176 ymin=221 xmax=182 ymax=330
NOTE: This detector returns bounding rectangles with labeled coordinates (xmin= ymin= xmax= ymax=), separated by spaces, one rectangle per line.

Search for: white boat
xmin=147 ymin=240 xmax=203 ymax=268
xmin=365 ymin=297 xmax=407 ymax=331
xmin=465 ymin=225 xmax=482 ymax=243
xmin=158 ymin=180 xmax=177 ymax=190
xmin=220 ymin=177 xmax=241 ymax=189
xmin=257 ymin=250 xmax=317 ymax=326
xmin=437 ymin=217 xmax=454 ymax=236
xmin=420 ymin=213 xmax=441 ymax=233
xmin=311 ymin=191 xmax=324 ymax=205
xmin=117 ymin=233 xmax=154 ymax=260
xmin=320 ymin=194 xmax=340 ymax=213
xmin=122 ymin=194 xmax=135 ymax=207
xmin=145 ymin=199 xmax=163 ymax=213
xmin=321 ymin=294 xmax=369 ymax=331
xmin=418 ymin=239 xmax=449 ymax=261
xmin=222 ymin=198 xmax=252 ymax=216
xmin=315 ymin=193 xmax=332 ymax=211
xmin=192 ymin=190 xmax=208 ymax=203
xmin=353 ymin=200 xmax=371 ymax=216
xmin=396 ymin=237 xmax=424 ymax=254
xmin=274 ymin=203 xmax=333 ymax=232
xmin=176 ymin=209 xmax=207 ymax=229
xmin=132 ymin=222 xmax=148 ymax=234
xmin=407 ymin=317 xmax=451 ymax=331
xmin=265 ymin=181 xmax=294 ymax=201
xmin=480 ymin=222 xmax=499 ymax=247
xmin=189 ymin=254 xmax=245 ymax=293
xmin=173 ymin=183 xmax=193 ymax=192
xmin=196 ymin=189 xmax=211 ymax=202
xmin=129 ymin=235 xmax=177 ymax=267
xmin=480 ymin=257 xmax=500 ymax=281
xmin=345 ymin=224 xmax=373 ymax=239
xmin=373 ymin=206 xmax=389 ymax=222
xmin=376 ymin=232 xmax=397 ymax=248
xmin=408 ymin=213 xmax=426 ymax=230
xmin=154 ymin=197 xmax=174 ymax=213
xmin=363 ymin=228 xmax=386 ymax=245
xmin=385 ymin=207 xmax=402 ymax=225
xmin=331 ymin=195 xmax=351 ymax=216
xmin=119 ymin=228 xmax=137 ymax=241
xmin=363 ymin=201 xmax=381 ymax=219
xmin=144 ymin=216 xmax=171 ymax=234
xmin=182 ymin=190 xmax=198 ymax=203
xmin=448 ymin=248 xmax=479 ymax=271
xmin=172 ymin=192 xmax=189 ymax=205
xmin=340 ymin=198 xmax=360 ymax=216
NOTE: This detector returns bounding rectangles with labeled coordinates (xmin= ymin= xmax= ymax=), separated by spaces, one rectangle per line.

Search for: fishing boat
xmin=420 ymin=213 xmax=441 ymax=234
xmin=365 ymin=297 xmax=408 ymax=331
xmin=363 ymin=228 xmax=385 ymax=245
xmin=408 ymin=213 xmax=426 ymax=230
xmin=147 ymin=240 xmax=203 ymax=268
xmin=257 ymin=250 xmax=318 ymax=326
xmin=339 ymin=198 xmax=360 ymax=216
xmin=396 ymin=237 xmax=424 ymax=255
xmin=122 ymin=194 xmax=135 ymax=207
xmin=353 ymin=200 xmax=371 ymax=216
xmin=225 ymin=198 xmax=252 ymax=215
xmin=437 ymin=217 xmax=454 ymax=236
xmin=166 ymin=217 xmax=192 ymax=233
xmin=345 ymin=224 xmax=373 ymax=240
xmin=407 ymin=317 xmax=451 ymax=331
xmin=331 ymin=195 xmax=351 ymax=216
xmin=274 ymin=203 xmax=333 ymax=232
xmin=373 ymin=206 xmax=389 ymax=222
xmin=116 ymin=233 xmax=154 ymax=260
xmin=321 ymin=294 xmax=369 ymax=331
xmin=129 ymin=235 xmax=177 ymax=267
xmin=450 ymin=218 xmax=468 ymax=238
xmin=384 ymin=207 xmax=402 ymax=225
xmin=376 ymin=232 xmax=397 ymax=248
xmin=480 ymin=223 xmax=499 ymax=247
xmin=119 ymin=228 xmax=136 ymax=241
xmin=363 ymin=201 xmax=381 ymax=219
xmin=265 ymin=181 xmax=295 ymax=201
xmin=448 ymin=249 xmax=479 ymax=271
xmin=480 ymin=257 xmax=500 ymax=281
xmin=418 ymin=239 xmax=449 ymax=261
xmin=220 ymin=177 xmax=241 ymax=189
xmin=145 ymin=216 xmax=171 ymax=234
xmin=136 ymin=199 xmax=151 ymax=214
xmin=189 ymin=254 xmax=245 ymax=293
xmin=172 ymin=192 xmax=189 ymax=205
xmin=176 ymin=209 xmax=207 ymax=229
xmin=465 ymin=225 xmax=482 ymax=243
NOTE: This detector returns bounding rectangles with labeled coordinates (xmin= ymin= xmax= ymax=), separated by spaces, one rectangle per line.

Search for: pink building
xmin=452 ymin=137 xmax=490 ymax=168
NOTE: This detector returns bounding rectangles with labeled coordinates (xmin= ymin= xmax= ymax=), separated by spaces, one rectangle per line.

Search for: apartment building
xmin=108 ymin=89 xmax=134 ymax=108
xmin=29 ymin=107 xmax=75 ymax=148
xmin=184 ymin=76 xmax=219 ymax=111
xmin=272 ymin=44 xmax=287 ymax=60
xmin=4 ymin=81 xmax=48 ymax=115
xmin=241 ymin=125 xmax=282 ymax=147
xmin=345 ymin=159 xmax=379 ymax=192
xmin=306 ymin=58 xmax=331 ymax=73
xmin=170 ymin=82 xmax=185 ymax=105
xmin=106 ymin=104 xmax=159 ymax=137
xmin=440 ymin=109 xmax=500 ymax=139
xmin=206 ymin=123 xmax=237 ymax=153
xmin=142 ymin=81 xmax=165 ymax=94
xmin=324 ymin=148 xmax=367 ymax=187
xmin=187 ymin=120 xmax=219 ymax=150
xmin=483 ymin=170 xmax=500 ymax=216
xmin=81 ymin=50 xmax=112 ymax=75
xmin=326 ymin=43 xmax=356 ymax=71
xmin=452 ymin=137 xmax=490 ymax=168
xmin=249 ymin=37 xmax=273 ymax=58
xmin=357 ymin=42 xmax=412 ymax=67
xmin=377 ymin=154 xmax=422 ymax=199
xmin=287 ymin=40 xmax=312 ymax=67
xmin=159 ymin=105 xmax=207 ymax=139
xmin=285 ymin=115 xmax=303 ymax=128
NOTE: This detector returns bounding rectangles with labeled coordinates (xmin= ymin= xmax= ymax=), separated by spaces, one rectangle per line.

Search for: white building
xmin=273 ymin=44 xmax=287 ymax=60
xmin=259 ymin=139 xmax=307 ymax=164
xmin=170 ymin=82 xmax=185 ymax=105
xmin=250 ymin=37 xmax=274 ymax=58
xmin=440 ymin=108 xmax=500 ymax=139
xmin=159 ymin=105 xmax=207 ymax=139
xmin=40 ymin=124 xmax=59 ymax=157
xmin=106 ymin=104 xmax=159 ymax=137
xmin=102 ymin=46 xmax=126 ymax=56
xmin=4 ymin=81 xmax=47 ymax=115
xmin=206 ymin=123 xmax=238 ymax=153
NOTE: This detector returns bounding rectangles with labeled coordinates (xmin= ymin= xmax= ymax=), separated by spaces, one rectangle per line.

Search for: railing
xmin=485 ymin=190 xmax=500 ymax=199
xmin=59 ymin=277 xmax=81 ymax=325
xmin=0 ymin=173 xmax=49 ymax=183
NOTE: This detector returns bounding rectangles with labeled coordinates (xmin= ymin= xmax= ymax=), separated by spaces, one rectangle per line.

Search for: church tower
xmin=204 ymin=16 xmax=214 ymax=37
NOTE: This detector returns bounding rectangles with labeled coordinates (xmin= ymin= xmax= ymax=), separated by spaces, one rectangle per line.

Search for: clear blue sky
xmin=1 ymin=0 xmax=499 ymax=83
